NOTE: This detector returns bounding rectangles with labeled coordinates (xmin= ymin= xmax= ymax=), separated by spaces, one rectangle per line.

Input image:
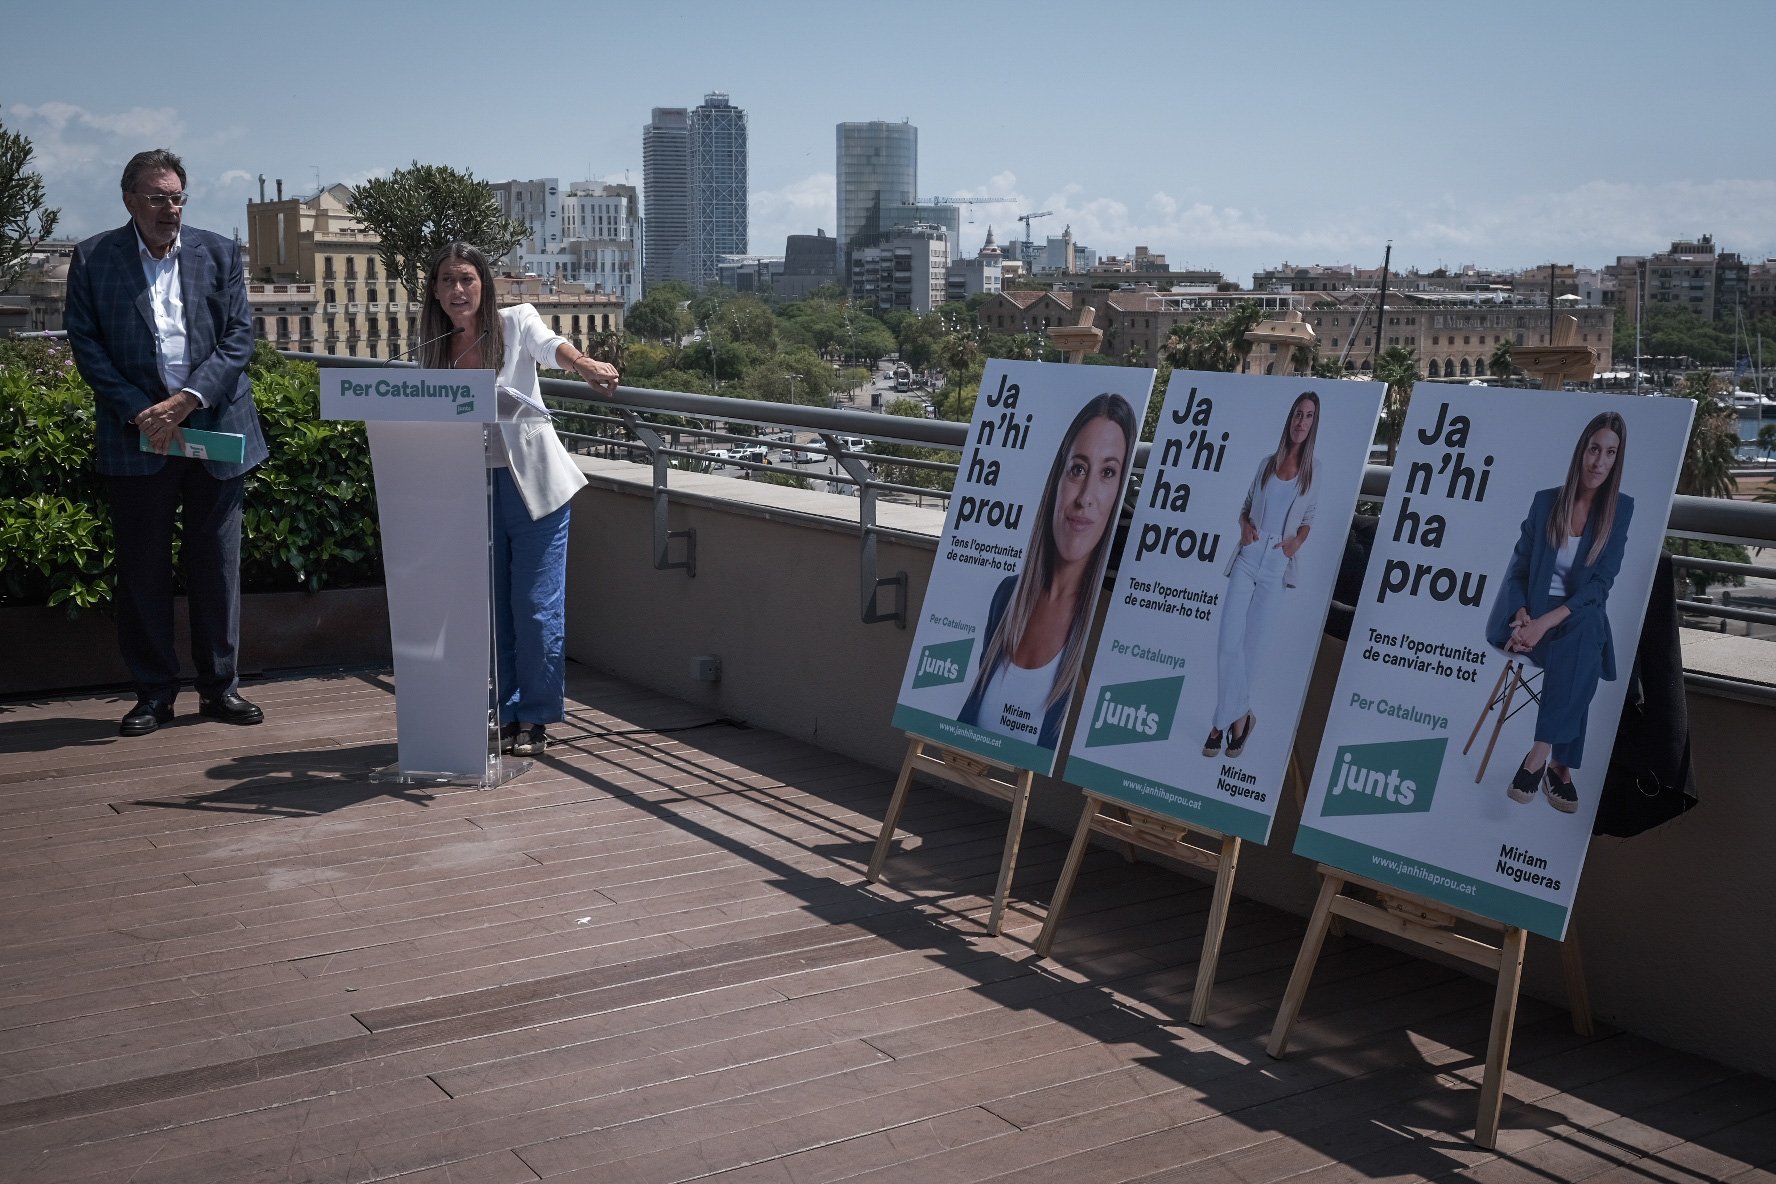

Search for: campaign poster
xmin=1293 ymin=388 xmax=1693 ymax=939
xmin=893 ymin=359 xmax=1156 ymax=775
xmin=1063 ymin=371 xmax=1386 ymax=843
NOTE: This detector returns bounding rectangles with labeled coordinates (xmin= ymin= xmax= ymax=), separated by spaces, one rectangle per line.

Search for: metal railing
xmin=287 ymin=354 xmax=1776 ymax=699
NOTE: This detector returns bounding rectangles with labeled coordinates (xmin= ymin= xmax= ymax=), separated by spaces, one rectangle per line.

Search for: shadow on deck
xmin=0 ymin=665 xmax=1771 ymax=1183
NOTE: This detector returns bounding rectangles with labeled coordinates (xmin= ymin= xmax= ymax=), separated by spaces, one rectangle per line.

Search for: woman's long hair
xmin=418 ymin=242 xmax=505 ymax=374
xmin=1259 ymin=390 xmax=1320 ymax=493
xmin=974 ymin=392 xmax=1137 ymax=714
xmin=1548 ymin=410 xmax=1627 ymax=565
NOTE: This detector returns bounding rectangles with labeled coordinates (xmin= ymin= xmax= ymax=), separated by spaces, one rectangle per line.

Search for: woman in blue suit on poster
xmin=1485 ymin=411 xmax=1633 ymax=814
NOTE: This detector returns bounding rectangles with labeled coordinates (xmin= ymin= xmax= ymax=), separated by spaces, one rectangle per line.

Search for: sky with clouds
xmin=7 ymin=0 xmax=1772 ymax=285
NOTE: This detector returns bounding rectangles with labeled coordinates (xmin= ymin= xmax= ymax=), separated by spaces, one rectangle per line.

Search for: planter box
xmin=0 ymin=587 xmax=391 ymax=698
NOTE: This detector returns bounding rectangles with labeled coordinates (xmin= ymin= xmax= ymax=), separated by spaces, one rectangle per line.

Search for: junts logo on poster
xmin=1084 ymin=676 xmax=1185 ymax=748
xmin=912 ymin=639 xmax=974 ymax=689
xmin=1320 ymin=738 xmax=1446 ymax=817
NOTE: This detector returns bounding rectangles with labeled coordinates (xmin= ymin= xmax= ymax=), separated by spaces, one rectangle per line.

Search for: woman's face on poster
xmin=1288 ymin=398 xmax=1317 ymax=447
xmin=1580 ymin=427 xmax=1621 ymax=493
xmin=1052 ymin=415 xmax=1127 ymax=565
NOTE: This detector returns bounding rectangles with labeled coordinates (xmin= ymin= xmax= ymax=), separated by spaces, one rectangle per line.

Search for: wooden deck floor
xmin=1 ymin=666 xmax=1771 ymax=1184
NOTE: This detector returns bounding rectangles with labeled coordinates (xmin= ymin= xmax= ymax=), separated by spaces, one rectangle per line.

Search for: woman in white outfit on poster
xmin=1203 ymin=390 xmax=1320 ymax=759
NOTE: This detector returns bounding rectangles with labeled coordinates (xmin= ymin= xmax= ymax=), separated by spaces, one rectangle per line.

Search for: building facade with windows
xmin=245 ymin=183 xmax=418 ymax=360
xmin=1613 ymin=235 xmax=1748 ymax=324
xmin=642 ymin=107 xmax=690 ymax=291
xmin=849 ymin=224 xmax=947 ymax=314
xmin=688 ymin=93 xmax=748 ymax=290
xmin=1300 ymin=293 xmax=1614 ymax=377
xmin=835 ymin=121 xmax=917 ymax=283
xmin=495 ymin=179 xmax=642 ymax=306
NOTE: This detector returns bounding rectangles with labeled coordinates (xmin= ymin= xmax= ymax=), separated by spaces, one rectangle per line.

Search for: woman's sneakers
xmin=1507 ymin=760 xmax=1545 ymax=803
xmin=1543 ymin=765 xmax=1579 ymax=813
xmin=510 ymin=724 xmax=548 ymax=757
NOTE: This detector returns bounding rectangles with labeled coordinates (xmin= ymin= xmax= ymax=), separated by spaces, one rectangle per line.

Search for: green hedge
xmin=0 ymin=338 xmax=382 ymax=614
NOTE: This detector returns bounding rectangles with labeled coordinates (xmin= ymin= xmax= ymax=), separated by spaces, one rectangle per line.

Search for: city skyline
xmin=6 ymin=0 xmax=1774 ymax=286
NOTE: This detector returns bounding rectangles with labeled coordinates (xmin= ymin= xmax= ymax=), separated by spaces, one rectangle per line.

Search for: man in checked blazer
xmin=65 ymin=149 xmax=270 ymax=735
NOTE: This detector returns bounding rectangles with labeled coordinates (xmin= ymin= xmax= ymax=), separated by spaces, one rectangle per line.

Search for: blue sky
xmin=7 ymin=0 xmax=1773 ymax=284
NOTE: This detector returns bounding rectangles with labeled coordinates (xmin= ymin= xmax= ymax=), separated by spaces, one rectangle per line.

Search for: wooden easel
xmin=867 ymin=735 xmax=1036 ymax=936
xmin=1035 ymin=792 xmax=1241 ymax=1024
xmin=1034 ymin=750 xmax=1313 ymax=1021
xmin=1264 ymin=864 xmax=1593 ymax=1149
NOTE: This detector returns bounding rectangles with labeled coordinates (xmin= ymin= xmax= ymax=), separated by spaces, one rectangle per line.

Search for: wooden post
xmin=1264 ymin=865 xmax=1592 ymax=1148
xmin=1036 ymin=791 xmax=1243 ymax=1024
xmin=867 ymin=734 xmax=1036 ymax=937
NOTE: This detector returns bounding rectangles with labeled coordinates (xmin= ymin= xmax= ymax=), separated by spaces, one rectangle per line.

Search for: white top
xmin=974 ymin=650 xmax=1062 ymax=744
xmin=1548 ymin=533 xmax=1582 ymax=599
xmin=1256 ymin=473 xmax=1298 ymax=537
xmin=135 ymin=228 xmax=198 ymax=403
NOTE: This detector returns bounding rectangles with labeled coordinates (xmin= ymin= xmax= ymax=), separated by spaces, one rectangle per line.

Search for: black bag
xmin=1594 ymin=551 xmax=1699 ymax=837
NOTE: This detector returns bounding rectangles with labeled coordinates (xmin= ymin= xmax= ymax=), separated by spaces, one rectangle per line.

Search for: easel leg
xmin=1475 ymin=925 xmax=1528 ymax=1149
xmin=1266 ymin=872 xmax=1344 ymax=1058
xmin=1560 ymin=928 xmax=1594 ymax=1037
xmin=1034 ymin=794 xmax=1102 ymax=957
xmin=866 ymin=739 xmax=920 ymax=883
xmin=986 ymin=771 xmax=1034 ymax=936
xmin=1188 ymin=834 xmax=1242 ymax=1026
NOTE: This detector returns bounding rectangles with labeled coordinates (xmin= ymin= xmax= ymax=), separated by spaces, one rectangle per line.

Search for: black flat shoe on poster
xmin=1543 ymin=766 xmax=1579 ymax=813
xmin=1201 ymin=729 xmax=1223 ymax=758
xmin=1508 ymin=761 xmax=1544 ymax=803
xmin=1225 ymin=712 xmax=1256 ymax=758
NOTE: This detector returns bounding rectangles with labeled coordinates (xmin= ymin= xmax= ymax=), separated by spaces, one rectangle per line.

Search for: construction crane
xmin=926 ymin=196 xmax=1015 ymax=226
xmin=1018 ymin=210 xmax=1053 ymax=252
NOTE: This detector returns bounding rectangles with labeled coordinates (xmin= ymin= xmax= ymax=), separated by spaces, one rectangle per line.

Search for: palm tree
xmin=1675 ymin=371 xmax=1739 ymax=499
xmin=1372 ymin=345 xmax=1421 ymax=463
xmin=1488 ymin=340 xmax=1516 ymax=382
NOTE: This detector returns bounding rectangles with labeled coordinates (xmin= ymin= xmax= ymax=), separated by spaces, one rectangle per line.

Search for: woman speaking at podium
xmin=420 ymin=242 xmax=620 ymax=758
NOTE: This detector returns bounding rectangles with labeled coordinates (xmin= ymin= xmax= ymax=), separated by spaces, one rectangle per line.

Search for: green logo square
xmin=1084 ymin=675 xmax=1184 ymax=748
xmin=1320 ymin=738 xmax=1446 ymax=817
xmin=913 ymin=638 xmax=975 ymax=689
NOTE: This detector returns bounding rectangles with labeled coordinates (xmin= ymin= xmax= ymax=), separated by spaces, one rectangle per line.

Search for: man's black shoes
xmin=199 ymin=691 xmax=264 ymax=726
xmin=120 ymin=699 xmax=175 ymax=736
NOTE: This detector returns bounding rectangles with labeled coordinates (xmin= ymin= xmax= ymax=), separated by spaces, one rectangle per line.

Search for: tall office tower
xmin=836 ymin=121 xmax=917 ymax=282
xmin=642 ymin=107 xmax=689 ymax=290
xmin=687 ymin=92 xmax=748 ymax=289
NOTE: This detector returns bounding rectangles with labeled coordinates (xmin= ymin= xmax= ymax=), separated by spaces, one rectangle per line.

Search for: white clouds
xmin=749 ymin=171 xmax=836 ymax=253
xmin=961 ymin=177 xmax=1776 ymax=280
xmin=4 ymin=100 xmax=258 ymax=238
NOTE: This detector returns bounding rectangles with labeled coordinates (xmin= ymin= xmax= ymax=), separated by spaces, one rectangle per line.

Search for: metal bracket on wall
xmin=827 ymin=434 xmax=907 ymax=628
xmin=621 ymin=410 xmax=696 ymax=577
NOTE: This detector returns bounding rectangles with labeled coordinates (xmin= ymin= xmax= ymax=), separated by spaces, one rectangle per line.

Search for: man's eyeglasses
xmin=133 ymin=193 xmax=188 ymax=209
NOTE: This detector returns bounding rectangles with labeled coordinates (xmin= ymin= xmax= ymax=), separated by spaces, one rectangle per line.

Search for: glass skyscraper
xmin=642 ymin=107 xmax=689 ymax=290
xmin=688 ymin=93 xmax=748 ymax=290
xmin=836 ymin=121 xmax=917 ymax=282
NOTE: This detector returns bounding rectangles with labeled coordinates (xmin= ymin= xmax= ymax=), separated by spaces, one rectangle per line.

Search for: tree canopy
xmin=347 ymin=162 xmax=526 ymax=294
xmin=0 ymin=121 xmax=60 ymax=294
